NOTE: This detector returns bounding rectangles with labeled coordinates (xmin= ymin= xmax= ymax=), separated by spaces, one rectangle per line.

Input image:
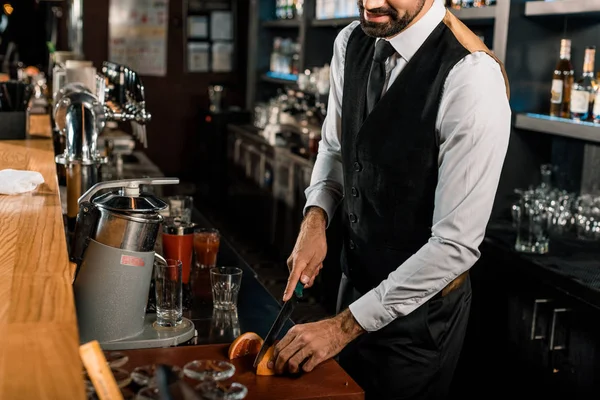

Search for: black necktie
xmin=367 ymin=40 xmax=397 ymax=114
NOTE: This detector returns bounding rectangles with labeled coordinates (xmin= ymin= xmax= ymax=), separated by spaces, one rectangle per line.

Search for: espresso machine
xmin=71 ymin=178 xmax=196 ymax=350
xmin=54 ymin=61 xmax=152 ymax=231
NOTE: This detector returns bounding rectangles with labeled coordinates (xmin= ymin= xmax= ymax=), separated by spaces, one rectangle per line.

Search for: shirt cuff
xmin=303 ymin=188 xmax=339 ymax=228
xmin=348 ymin=289 xmax=395 ymax=332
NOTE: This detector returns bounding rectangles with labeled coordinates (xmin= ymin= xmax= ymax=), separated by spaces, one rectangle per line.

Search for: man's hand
xmin=269 ymin=309 xmax=365 ymax=374
xmin=283 ymin=207 xmax=328 ymax=301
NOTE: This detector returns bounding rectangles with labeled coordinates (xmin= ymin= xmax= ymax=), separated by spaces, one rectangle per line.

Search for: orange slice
xmin=228 ymin=332 xmax=264 ymax=360
xmin=256 ymin=344 xmax=276 ymax=376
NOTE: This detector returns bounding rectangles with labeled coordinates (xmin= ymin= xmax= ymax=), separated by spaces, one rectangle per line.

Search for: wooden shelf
xmin=515 ymin=113 xmax=600 ymax=144
xmin=525 ymin=0 xmax=600 ymax=17
xmin=449 ymin=6 xmax=496 ymax=22
xmin=262 ymin=19 xmax=302 ymax=28
xmin=312 ymin=17 xmax=358 ymax=27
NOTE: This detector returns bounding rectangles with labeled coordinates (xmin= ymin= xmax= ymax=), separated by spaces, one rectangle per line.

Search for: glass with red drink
xmin=192 ymin=228 xmax=221 ymax=304
xmin=162 ymin=219 xmax=195 ymax=309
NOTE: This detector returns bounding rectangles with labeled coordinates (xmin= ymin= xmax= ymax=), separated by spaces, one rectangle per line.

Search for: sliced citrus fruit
xmin=228 ymin=332 xmax=264 ymax=360
xmin=255 ymin=344 xmax=276 ymax=376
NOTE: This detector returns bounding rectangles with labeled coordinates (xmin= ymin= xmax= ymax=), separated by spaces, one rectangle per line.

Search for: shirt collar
xmin=380 ymin=0 xmax=446 ymax=63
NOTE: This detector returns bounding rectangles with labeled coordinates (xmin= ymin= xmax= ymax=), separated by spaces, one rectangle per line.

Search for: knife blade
xmin=253 ymin=282 xmax=304 ymax=368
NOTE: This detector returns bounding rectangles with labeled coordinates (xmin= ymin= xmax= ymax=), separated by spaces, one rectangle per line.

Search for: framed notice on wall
xmin=108 ymin=0 xmax=169 ymax=76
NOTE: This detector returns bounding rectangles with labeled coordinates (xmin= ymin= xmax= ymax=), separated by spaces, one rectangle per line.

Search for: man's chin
xmin=360 ymin=20 xmax=394 ymax=38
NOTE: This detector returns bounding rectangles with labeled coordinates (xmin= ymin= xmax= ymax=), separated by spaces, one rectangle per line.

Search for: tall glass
xmin=513 ymin=191 xmax=550 ymax=254
xmin=154 ymin=258 xmax=183 ymax=327
xmin=192 ymin=228 xmax=221 ymax=305
xmin=194 ymin=228 xmax=221 ymax=269
xmin=162 ymin=219 xmax=195 ymax=309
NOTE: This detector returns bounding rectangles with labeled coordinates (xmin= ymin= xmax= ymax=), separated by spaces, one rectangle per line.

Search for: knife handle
xmin=294 ymin=282 xmax=304 ymax=298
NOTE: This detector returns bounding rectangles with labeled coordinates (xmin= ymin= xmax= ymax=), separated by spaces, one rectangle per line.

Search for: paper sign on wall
xmin=108 ymin=0 xmax=169 ymax=76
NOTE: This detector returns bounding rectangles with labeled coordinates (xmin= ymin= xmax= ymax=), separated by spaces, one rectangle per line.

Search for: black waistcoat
xmin=340 ymin=22 xmax=471 ymax=295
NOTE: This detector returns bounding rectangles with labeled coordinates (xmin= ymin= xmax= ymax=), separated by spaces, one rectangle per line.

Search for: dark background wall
xmin=82 ymin=0 xmax=249 ymax=179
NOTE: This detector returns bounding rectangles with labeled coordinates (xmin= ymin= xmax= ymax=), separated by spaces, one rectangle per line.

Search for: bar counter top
xmin=0 ymin=137 xmax=85 ymax=399
xmin=484 ymin=221 xmax=600 ymax=311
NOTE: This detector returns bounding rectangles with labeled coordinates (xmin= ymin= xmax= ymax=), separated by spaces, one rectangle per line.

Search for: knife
xmin=253 ymin=282 xmax=304 ymax=368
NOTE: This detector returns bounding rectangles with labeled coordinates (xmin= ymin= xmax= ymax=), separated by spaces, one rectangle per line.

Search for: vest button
xmin=353 ymin=162 xmax=362 ymax=172
xmin=349 ymin=213 xmax=357 ymax=223
xmin=349 ymin=240 xmax=356 ymax=250
xmin=351 ymin=187 xmax=358 ymax=197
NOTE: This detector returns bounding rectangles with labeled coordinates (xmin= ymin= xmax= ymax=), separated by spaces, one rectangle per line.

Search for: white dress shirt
xmin=304 ymin=0 xmax=511 ymax=332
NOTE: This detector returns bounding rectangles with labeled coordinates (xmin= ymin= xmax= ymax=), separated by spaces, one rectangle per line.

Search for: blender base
xmin=99 ymin=315 xmax=196 ymax=350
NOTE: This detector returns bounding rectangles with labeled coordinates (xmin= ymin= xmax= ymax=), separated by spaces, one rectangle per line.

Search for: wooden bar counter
xmin=0 ymin=131 xmax=85 ymax=398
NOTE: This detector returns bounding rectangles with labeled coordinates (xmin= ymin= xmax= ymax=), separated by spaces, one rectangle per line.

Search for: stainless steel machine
xmin=71 ymin=178 xmax=196 ymax=350
xmin=53 ymin=61 xmax=152 ymax=229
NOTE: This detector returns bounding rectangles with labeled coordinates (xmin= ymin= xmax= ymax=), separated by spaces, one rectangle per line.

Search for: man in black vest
xmin=270 ymin=0 xmax=511 ymax=398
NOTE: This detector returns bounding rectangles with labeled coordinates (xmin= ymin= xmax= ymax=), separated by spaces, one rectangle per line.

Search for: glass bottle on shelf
xmin=594 ymin=81 xmax=600 ymax=123
xmin=570 ymin=46 xmax=597 ymax=121
xmin=485 ymin=0 xmax=496 ymax=5
xmin=549 ymin=39 xmax=574 ymax=119
xmin=286 ymin=0 xmax=295 ymax=19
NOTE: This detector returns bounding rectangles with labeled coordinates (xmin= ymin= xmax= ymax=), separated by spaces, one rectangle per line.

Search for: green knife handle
xmin=294 ymin=282 xmax=304 ymax=298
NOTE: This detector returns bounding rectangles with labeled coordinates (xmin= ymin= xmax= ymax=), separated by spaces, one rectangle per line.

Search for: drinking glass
xmin=162 ymin=219 xmax=196 ymax=310
xmin=513 ymin=191 xmax=550 ymax=254
xmin=196 ymin=381 xmax=248 ymax=400
xmin=154 ymin=258 xmax=183 ymax=327
xmin=168 ymin=195 xmax=193 ymax=223
xmin=183 ymin=360 xmax=236 ymax=382
xmin=194 ymin=228 xmax=221 ymax=269
xmin=210 ymin=267 xmax=243 ymax=310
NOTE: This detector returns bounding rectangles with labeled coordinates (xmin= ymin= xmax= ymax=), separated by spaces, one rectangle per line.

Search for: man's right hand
xmin=283 ymin=207 xmax=328 ymax=302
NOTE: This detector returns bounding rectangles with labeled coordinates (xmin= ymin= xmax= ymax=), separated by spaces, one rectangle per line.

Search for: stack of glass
xmin=511 ymin=164 xmax=600 ymax=254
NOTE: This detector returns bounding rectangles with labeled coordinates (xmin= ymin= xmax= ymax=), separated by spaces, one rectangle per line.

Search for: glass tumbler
xmin=162 ymin=219 xmax=195 ymax=309
xmin=514 ymin=192 xmax=550 ymax=254
xmin=210 ymin=267 xmax=243 ymax=310
xmin=154 ymin=258 xmax=183 ymax=327
xmin=194 ymin=228 xmax=221 ymax=269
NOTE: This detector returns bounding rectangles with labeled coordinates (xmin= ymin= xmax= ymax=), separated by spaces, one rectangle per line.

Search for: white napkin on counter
xmin=0 ymin=169 xmax=45 ymax=195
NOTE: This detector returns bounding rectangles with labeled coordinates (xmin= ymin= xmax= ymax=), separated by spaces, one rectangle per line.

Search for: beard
xmin=357 ymin=0 xmax=426 ymax=38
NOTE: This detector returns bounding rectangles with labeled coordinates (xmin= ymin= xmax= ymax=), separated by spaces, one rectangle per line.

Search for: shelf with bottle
xmin=524 ymin=0 xmax=600 ymax=18
xmin=519 ymin=38 xmax=600 ymax=143
xmin=546 ymin=40 xmax=600 ymax=123
xmin=447 ymin=0 xmax=497 ymax=22
xmin=514 ymin=113 xmax=600 ymax=144
xmin=273 ymin=0 xmax=304 ymax=21
xmin=266 ymin=36 xmax=301 ymax=84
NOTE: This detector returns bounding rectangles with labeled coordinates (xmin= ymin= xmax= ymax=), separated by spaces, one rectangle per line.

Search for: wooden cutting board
xmin=119 ymin=344 xmax=364 ymax=400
